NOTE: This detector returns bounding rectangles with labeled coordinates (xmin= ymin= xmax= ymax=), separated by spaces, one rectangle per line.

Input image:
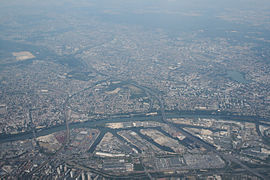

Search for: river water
xmin=0 ymin=112 xmax=269 ymax=143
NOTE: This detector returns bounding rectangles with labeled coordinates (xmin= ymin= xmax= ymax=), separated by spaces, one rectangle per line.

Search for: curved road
xmin=27 ymin=80 xmax=268 ymax=179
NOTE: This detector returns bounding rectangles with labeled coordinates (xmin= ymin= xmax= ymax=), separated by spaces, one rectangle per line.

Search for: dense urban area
xmin=0 ymin=0 xmax=270 ymax=179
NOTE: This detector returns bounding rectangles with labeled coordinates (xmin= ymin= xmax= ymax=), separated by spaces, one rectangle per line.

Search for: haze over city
xmin=0 ymin=0 xmax=270 ymax=179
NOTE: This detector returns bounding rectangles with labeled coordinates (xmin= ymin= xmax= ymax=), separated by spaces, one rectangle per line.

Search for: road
xmin=28 ymin=95 xmax=71 ymax=176
xmin=26 ymin=81 xmax=268 ymax=179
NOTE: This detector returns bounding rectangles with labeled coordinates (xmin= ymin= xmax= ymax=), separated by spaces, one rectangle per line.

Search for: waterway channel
xmin=1 ymin=112 xmax=269 ymax=144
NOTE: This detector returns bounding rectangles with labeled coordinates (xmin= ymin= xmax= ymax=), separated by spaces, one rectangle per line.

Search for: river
xmin=0 ymin=111 xmax=269 ymax=143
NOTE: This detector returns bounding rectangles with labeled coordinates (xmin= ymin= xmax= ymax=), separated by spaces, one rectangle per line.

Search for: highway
xmin=28 ymin=95 xmax=72 ymax=176
xmin=26 ymin=81 xmax=268 ymax=179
